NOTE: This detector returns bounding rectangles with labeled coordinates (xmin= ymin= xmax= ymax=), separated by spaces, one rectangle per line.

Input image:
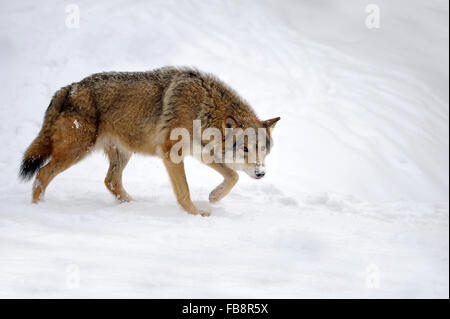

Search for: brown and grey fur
xmin=19 ymin=67 xmax=280 ymax=216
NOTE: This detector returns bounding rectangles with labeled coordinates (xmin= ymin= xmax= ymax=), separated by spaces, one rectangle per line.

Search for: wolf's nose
xmin=255 ymin=171 xmax=265 ymax=178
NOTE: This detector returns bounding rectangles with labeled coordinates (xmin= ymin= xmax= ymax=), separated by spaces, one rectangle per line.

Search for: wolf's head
xmin=221 ymin=116 xmax=280 ymax=179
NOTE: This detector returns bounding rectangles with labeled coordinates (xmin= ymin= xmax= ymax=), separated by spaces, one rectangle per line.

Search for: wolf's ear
xmin=222 ymin=116 xmax=242 ymax=141
xmin=262 ymin=117 xmax=280 ymax=129
xmin=223 ymin=116 xmax=238 ymax=129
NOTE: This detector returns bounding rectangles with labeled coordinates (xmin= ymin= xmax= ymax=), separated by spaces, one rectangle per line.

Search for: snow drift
xmin=0 ymin=0 xmax=448 ymax=298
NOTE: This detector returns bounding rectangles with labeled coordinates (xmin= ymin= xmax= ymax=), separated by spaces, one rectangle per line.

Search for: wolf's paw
xmin=188 ymin=210 xmax=211 ymax=217
xmin=199 ymin=210 xmax=211 ymax=217
xmin=209 ymin=185 xmax=225 ymax=203
xmin=209 ymin=192 xmax=219 ymax=203
xmin=117 ymin=193 xmax=132 ymax=203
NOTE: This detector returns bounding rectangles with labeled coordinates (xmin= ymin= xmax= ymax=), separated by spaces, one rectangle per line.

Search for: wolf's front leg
xmin=162 ymin=158 xmax=210 ymax=216
xmin=207 ymin=163 xmax=239 ymax=203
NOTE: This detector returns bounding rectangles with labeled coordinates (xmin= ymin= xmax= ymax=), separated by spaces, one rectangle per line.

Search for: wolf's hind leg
xmin=104 ymin=145 xmax=132 ymax=202
xmin=207 ymin=163 xmax=239 ymax=203
xmin=32 ymin=115 xmax=96 ymax=202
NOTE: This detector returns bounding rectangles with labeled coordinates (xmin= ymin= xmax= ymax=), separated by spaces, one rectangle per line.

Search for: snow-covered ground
xmin=0 ymin=0 xmax=448 ymax=298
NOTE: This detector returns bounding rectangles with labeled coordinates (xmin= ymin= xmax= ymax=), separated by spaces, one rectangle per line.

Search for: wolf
xmin=19 ymin=67 xmax=280 ymax=216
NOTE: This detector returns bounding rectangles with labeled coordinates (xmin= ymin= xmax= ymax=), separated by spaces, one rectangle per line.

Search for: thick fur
xmin=20 ymin=67 xmax=279 ymax=216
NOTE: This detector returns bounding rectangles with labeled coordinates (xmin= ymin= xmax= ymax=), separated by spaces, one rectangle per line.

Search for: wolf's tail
xmin=19 ymin=85 xmax=71 ymax=181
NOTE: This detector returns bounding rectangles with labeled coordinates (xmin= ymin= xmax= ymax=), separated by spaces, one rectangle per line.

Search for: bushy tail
xmin=19 ymin=85 xmax=71 ymax=181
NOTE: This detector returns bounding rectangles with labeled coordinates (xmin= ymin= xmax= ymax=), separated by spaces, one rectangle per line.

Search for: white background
xmin=0 ymin=0 xmax=448 ymax=297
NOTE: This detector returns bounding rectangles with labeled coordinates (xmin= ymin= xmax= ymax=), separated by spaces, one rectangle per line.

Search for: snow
xmin=0 ymin=0 xmax=448 ymax=298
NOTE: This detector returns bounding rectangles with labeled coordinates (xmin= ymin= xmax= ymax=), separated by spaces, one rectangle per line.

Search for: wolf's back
xmin=19 ymin=85 xmax=71 ymax=180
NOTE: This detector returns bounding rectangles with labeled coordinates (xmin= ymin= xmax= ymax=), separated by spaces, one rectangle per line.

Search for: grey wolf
xmin=19 ymin=67 xmax=280 ymax=216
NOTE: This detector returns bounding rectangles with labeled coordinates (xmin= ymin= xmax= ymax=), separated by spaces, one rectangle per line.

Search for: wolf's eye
xmin=261 ymin=146 xmax=266 ymax=152
xmin=243 ymin=146 xmax=249 ymax=152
